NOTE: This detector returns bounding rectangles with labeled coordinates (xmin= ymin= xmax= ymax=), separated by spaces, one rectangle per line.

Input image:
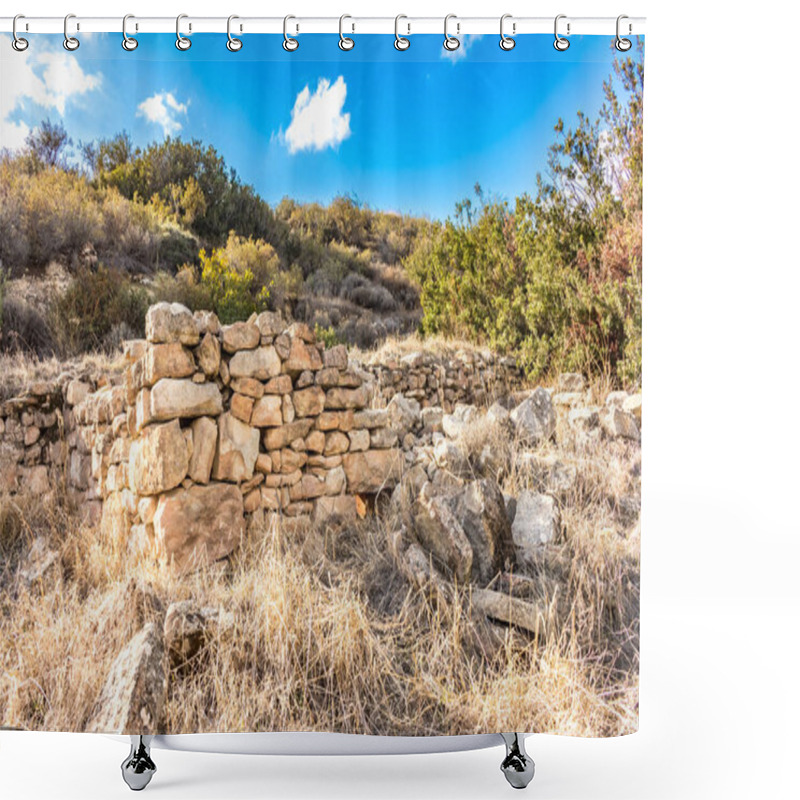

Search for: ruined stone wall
xmin=359 ymin=349 xmax=525 ymax=413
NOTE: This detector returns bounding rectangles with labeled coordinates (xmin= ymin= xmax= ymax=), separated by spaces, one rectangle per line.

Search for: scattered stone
xmin=87 ymin=623 xmax=167 ymax=734
xmin=163 ymin=601 xmax=222 ymax=668
xmin=511 ymin=491 xmax=560 ymax=548
xmin=568 ymin=406 xmax=600 ymax=431
xmin=510 ymin=388 xmax=556 ymax=444
xmin=470 ymin=588 xmax=553 ymax=639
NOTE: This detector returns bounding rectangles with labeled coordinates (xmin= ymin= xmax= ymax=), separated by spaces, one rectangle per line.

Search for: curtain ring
xmin=122 ymin=14 xmax=138 ymax=51
xmin=227 ymin=15 xmax=242 ymax=51
xmin=394 ymin=15 xmax=410 ymax=51
xmin=554 ymin=14 xmax=570 ymax=51
xmin=443 ymin=14 xmax=459 ymax=51
xmin=499 ymin=14 xmax=515 ymax=51
xmin=12 ymin=14 xmax=29 ymax=52
xmin=339 ymin=15 xmax=354 ymax=51
xmin=176 ymin=14 xmax=191 ymax=51
xmin=63 ymin=13 xmax=79 ymax=51
xmin=283 ymin=15 xmax=299 ymax=51
xmin=615 ymin=15 xmax=632 ymax=51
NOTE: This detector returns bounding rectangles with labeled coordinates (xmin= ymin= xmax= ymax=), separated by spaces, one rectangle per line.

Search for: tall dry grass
xmin=0 ymin=382 xmax=638 ymax=737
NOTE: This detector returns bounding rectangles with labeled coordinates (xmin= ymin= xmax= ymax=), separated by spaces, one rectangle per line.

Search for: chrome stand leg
xmin=500 ymin=733 xmax=535 ymax=789
xmin=121 ymin=735 xmax=156 ymax=791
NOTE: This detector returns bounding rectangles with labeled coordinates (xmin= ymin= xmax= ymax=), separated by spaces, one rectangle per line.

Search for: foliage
xmin=314 ymin=323 xmax=342 ymax=349
xmin=48 ymin=265 xmax=149 ymax=357
xmin=406 ymin=43 xmax=644 ymax=387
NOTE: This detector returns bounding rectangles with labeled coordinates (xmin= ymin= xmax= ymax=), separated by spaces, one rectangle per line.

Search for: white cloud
xmin=136 ymin=92 xmax=189 ymax=137
xmin=284 ymin=76 xmax=351 ymax=154
xmin=0 ymin=36 xmax=102 ymax=151
xmin=441 ymin=34 xmax=484 ymax=62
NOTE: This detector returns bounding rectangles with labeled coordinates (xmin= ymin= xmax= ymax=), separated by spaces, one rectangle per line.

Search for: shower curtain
xmin=0 ymin=29 xmax=643 ymax=738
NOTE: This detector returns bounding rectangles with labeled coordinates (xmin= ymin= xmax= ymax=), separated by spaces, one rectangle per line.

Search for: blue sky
xmin=0 ymin=33 xmax=641 ymax=220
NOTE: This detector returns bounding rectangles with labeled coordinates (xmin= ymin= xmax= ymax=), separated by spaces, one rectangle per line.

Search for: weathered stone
xmin=230 ymin=393 xmax=255 ymax=423
xmin=511 ymin=491 xmax=560 ymax=548
xmin=387 ymin=393 xmax=422 ymax=432
xmin=486 ymin=401 xmax=510 ymax=427
xmin=229 ymin=346 xmax=281 ymax=380
xmin=193 ymin=310 xmax=221 ymax=336
xmin=221 ymin=321 xmax=260 ymax=353
xmin=433 ymin=437 xmax=469 ymax=476
xmin=413 ymin=482 xmax=473 ymax=583
xmin=352 ymin=409 xmax=388 ymax=429
xmin=289 ymin=474 xmax=326 ymax=501
xmin=163 ymin=601 xmax=222 ymax=668
xmin=143 ymin=343 xmax=195 ymax=386
xmin=623 ymin=393 xmax=642 ymax=423
xmin=195 ymin=332 xmax=221 ymax=377
xmin=282 ymin=394 xmax=295 ymax=423
xmin=295 ymin=370 xmax=315 ymax=389
xmin=286 ymin=321 xmax=316 ymax=343
xmin=149 ymin=379 xmax=223 ymax=421
xmin=443 ymin=403 xmax=479 ymax=439
xmin=348 ymin=428 xmax=370 ymax=452
xmin=131 ymin=420 xmax=189 ymax=495
xmin=230 ymin=377 xmax=264 ymax=399
xmin=421 ymin=406 xmax=444 ymax=432
xmin=283 ymin=338 xmax=323 ymax=374
xmin=293 ymin=386 xmax=326 ymax=417
xmin=273 ymin=333 xmax=291 ymax=360
xmin=316 ymin=411 xmax=341 ymax=431
xmin=322 ymin=344 xmax=348 ymax=369
xmin=325 ymin=386 xmax=368 ymax=410
xmin=510 ymin=388 xmax=556 ymax=444
xmin=600 ymin=406 xmax=640 ymax=441
xmin=250 ymin=395 xmax=282 ymax=427
xmin=568 ymin=406 xmax=600 ymax=431
xmin=146 ymin=302 xmax=199 ymax=346
xmin=305 ymin=430 xmax=326 ymax=453
xmin=315 ymin=367 xmax=340 ymax=388
xmin=515 ymin=452 xmax=577 ymax=494
xmin=87 ymin=623 xmax=167 ymax=734
xmin=371 ymin=427 xmax=399 ymax=449
xmin=342 ymin=448 xmax=403 ymax=494
xmin=263 ymin=374 xmax=292 ymax=394
xmin=325 ymin=466 xmax=346 ymax=495
xmin=153 ymin=484 xmax=244 ymax=573
xmin=212 ymin=413 xmax=259 ymax=482
xmin=324 ymin=431 xmax=350 ymax=456
xmin=187 ymin=417 xmax=217 ymax=484
xmin=446 ymin=479 xmax=515 ymax=584
xmin=471 ymin=588 xmax=553 ymax=638
xmin=606 ymin=390 xmax=629 ymax=409
xmin=66 ymin=380 xmax=91 ymax=406
xmin=262 ymin=419 xmax=313 ymax=450
xmin=313 ymin=494 xmax=357 ymax=523
xmin=255 ymin=453 xmax=273 ymax=474
xmin=122 ymin=339 xmax=147 ymax=363
xmin=255 ymin=310 xmax=284 ymax=337
xmin=558 ymin=373 xmax=586 ymax=393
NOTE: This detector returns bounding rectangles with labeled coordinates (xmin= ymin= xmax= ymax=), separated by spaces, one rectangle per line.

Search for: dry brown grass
xmin=0 ymin=381 xmax=638 ymax=738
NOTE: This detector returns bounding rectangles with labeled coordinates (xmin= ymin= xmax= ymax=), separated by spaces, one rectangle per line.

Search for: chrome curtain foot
xmin=121 ymin=735 xmax=156 ymax=791
xmin=500 ymin=733 xmax=535 ymax=789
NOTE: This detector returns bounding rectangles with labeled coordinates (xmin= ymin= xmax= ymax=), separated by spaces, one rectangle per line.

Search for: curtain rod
xmin=0 ymin=16 xmax=645 ymax=37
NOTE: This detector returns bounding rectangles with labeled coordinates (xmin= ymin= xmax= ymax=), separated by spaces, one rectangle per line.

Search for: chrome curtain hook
xmin=339 ymin=15 xmax=354 ymax=51
xmin=554 ymin=14 xmax=570 ymax=51
xmin=176 ymin=13 xmax=191 ymax=51
xmin=443 ymin=14 xmax=460 ymax=51
xmin=499 ymin=14 xmax=515 ymax=51
xmin=227 ymin=15 xmax=242 ymax=51
xmin=615 ymin=14 xmax=632 ymax=51
xmin=63 ymin=13 xmax=79 ymax=51
xmin=12 ymin=14 xmax=29 ymax=52
xmin=283 ymin=15 xmax=299 ymax=51
xmin=122 ymin=14 xmax=138 ymax=51
xmin=394 ymin=14 xmax=410 ymax=51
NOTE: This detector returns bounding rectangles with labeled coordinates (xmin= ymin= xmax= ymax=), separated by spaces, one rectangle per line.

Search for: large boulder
xmin=86 ymin=623 xmax=167 ymax=734
xmin=153 ymin=484 xmax=245 ymax=573
xmin=510 ymin=388 xmax=556 ymax=444
xmin=446 ymin=479 xmax=515 ymax=584
xmin=511 ymin=491 xmax=560 ymax=548
xmin=131 ymin=420 xmax=189 ymax=495
xmin=412 ymin=482 xmax=473 ymax=583
xmin=228 ymin=346 xmax=281 ymax=380
xmin=145 ymin=302 xmax=199 ymax=346
xmin=149 ymin=379 xmax=223 ymax=421
xmin=212 ymin=412 xmax=259 ymax=482
xmin=342 ymin=448 xmax=404 ymax=494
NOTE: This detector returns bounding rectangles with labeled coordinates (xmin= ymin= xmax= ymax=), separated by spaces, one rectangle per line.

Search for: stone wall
xmin=1 ymin=303 xmax=528 ymax=575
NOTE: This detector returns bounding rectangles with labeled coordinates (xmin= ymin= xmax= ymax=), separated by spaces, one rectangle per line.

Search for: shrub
xmin=0 ymin=296 xmax=53 ymax=357
xmin=314 ymin=324 xmax=342 ymax=349
xmin=48 ymin=266 xmax=148 ymax=356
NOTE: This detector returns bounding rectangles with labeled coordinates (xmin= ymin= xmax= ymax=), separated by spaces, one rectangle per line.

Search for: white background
xmin=2 ymin=1 xmax=799 ymax=798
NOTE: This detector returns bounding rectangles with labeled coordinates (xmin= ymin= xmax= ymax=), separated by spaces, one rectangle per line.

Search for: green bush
xmin=48 ymin=266 xmax=149 ymax=356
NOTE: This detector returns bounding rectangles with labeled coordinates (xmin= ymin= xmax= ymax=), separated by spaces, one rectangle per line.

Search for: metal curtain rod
xmin=0 ymin=16 xmax=645 ymax=36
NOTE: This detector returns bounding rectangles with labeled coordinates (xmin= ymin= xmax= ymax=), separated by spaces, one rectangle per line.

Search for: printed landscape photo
xmin=0 ymin=34 xmax=643 ymax=737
